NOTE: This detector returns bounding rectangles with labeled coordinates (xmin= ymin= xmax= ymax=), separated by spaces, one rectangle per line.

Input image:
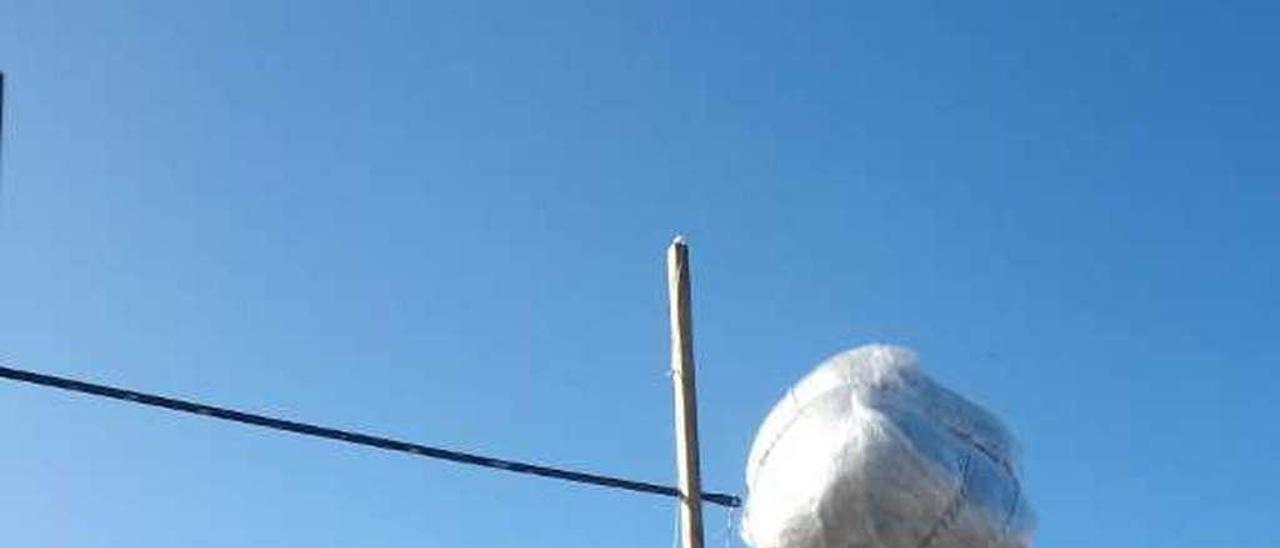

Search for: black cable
xmin=0 ymin=364 xmax=741 ymax=508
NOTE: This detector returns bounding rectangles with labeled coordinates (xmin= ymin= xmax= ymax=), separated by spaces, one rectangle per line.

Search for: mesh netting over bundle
xmin=742 ymin=345 xmax=1034 ymax=548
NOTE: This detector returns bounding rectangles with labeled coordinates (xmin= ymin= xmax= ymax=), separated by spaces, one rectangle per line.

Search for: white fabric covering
xmin=742 ymin=345 xmax=1034 ymax=548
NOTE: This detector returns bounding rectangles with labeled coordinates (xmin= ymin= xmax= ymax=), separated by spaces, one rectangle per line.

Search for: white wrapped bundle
xmin=742 ymin=345 xmax=1033 ymax=548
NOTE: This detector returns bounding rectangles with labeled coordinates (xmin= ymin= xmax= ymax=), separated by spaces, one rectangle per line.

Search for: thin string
xmin=722 ymin=505 xmax=740 ymax=548
xmin=0 ymin=71 xmax=7 ymax=224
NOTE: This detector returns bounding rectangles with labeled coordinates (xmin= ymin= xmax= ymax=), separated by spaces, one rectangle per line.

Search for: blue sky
xmin=1 ymin=1 xmax=1276 ymax=546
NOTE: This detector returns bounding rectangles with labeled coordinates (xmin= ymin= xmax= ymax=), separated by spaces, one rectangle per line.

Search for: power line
xmin=0 ymin=364 xmax=741 ymax=508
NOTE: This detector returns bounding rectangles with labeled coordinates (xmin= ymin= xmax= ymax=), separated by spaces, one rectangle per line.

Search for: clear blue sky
xmin=1 ymin=1 xmax=1276 ymax=546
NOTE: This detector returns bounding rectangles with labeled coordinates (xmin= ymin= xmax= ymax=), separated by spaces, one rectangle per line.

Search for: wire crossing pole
xmin=667 ymin=235 xmax=706 ymax=548
xmin=0 ymin=361 xmax=744 ymax=507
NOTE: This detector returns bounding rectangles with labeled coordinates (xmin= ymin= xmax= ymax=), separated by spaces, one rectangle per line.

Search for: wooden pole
xmin=667 ymin=235 xmax=705 ymax=548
